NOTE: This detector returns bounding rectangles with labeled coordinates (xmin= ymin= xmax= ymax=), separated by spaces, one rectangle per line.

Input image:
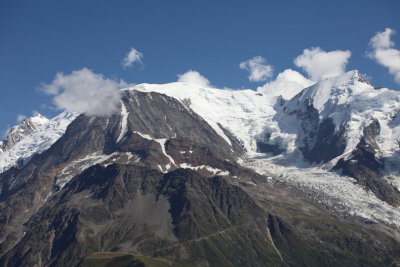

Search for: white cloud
xmin=16 ymin=114 xmax=27 ymax=123
xmin=177 ymin=70 xmax=212 ymax=87
xmin=239 ymin=56 xmax=273 ymax=82
xmin=368 ymin=28 xmax=400 ymax=84
xmin=257 ymin=69 xmax=314 ymax=100
xmin=42 ymin=68 xmax=126 ymax=116
xmin=294 ymin=47 xmax=351 ymax=81
xmin=370 ymin=28 xmax=394 ymax=49
xmin=122 ymin=48 xmax=143 ymax=68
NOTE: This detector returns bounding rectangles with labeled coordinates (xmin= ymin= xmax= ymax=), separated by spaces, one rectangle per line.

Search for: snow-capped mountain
xmin=265 ymin=71 xmax=400 ymax=205
xmin=133 ymin=71 xmax=399 ymax=165
xmin=0 ymin=70 xmax=399 ymax=266
xmin=129 ymin=71 xmax=400 ymax=206
xmin=0 ymin=113 xmax=48 ymax=153
xmin=0 ymin=112 xmax=78 ymax=173
xmin=0 ymin=71 xmax=399 ymax=206
xmin=271 ymin=70 xmax=400 ymax=163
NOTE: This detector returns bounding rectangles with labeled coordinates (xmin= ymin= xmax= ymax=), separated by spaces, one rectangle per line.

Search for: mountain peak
xmin=0 ymin=113 xmax=49 ymax=152
xmin=293 ymin=70 xmax=376 ymax=114
xmin=345 ymin=70 xmax=371 ymax=84
xmin=281 ymin=69 xmax=400 ymax=167
xmin=29 ymin=113 xmax=49 ymax=124
xmin=319 ymin=70 xmax=368 ymax=87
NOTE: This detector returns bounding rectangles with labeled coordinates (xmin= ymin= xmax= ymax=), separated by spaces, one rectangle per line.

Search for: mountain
xmin=267 ymin=70 xmax=400 ymax=205
xmin=0 ymin=112 xmax=78 ymax=173
xmin=132 ymin=71 xmax=400 ymax=207
xmin=0 ymin=114 xmax=48 ymax=153
xmin=0 ymin=72 xmax=399 ymax=266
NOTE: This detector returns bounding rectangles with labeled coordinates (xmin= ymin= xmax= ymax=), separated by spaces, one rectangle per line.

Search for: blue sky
xmin=1 ymin=0 xmax=399 ymax=134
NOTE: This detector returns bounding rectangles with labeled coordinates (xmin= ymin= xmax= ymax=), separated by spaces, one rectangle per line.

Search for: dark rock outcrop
xmin=334 ymin=120 xmax=400 ymax=206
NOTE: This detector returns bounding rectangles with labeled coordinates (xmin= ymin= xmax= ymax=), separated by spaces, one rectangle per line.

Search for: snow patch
xmin=132 ymin=131 xmax=179 ymax=172
xmin=154 ymin=138 xmax=176 ymax=167
xmin=117 ymin=100 xmax=129 ymax=142
xmin=56 ymin=152 xmax=116 ymax=189
xmin=179 ymin=163 xmax=229 ymax=176
xmin=133 ymin=131 xmax=153 ymax=140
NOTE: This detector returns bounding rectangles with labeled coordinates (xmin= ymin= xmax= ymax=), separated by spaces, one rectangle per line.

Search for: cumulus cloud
xmin=368 ymin=28 xmax=400 ymax=84
xmin=294 ymin=47 xmax=351 ymax=81
xmin=257 ymin=69 xmax=314 ymax=100
xmin=122 ymin=48 xmax=143 ymax=68
xmin=177 ymin=70 xmax=212 ymax=87
xmin=42 ymin=68 xmax=126 ymax=116
xmin=239 ymin=56 xmax=273 ymax=82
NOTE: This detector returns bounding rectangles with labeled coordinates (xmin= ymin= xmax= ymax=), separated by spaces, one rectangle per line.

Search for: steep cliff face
xmin=0 ymin=89 xmax=399 ymax=266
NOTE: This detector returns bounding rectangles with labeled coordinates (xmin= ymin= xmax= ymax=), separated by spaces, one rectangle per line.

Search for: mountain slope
xmin=131 ymin=83 xmax=275 ymax=152
xmin=0 ymin=90 xmax=243 ymax=258
xmin=2 ymin=164 xmax=399 ymax=266
xmin=129 ymin=72 xmax=400 ymax=207
xmin=0 ymin=89 xmax=399 ymax=266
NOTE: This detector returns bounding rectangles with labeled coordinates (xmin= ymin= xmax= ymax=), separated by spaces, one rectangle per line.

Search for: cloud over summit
xmin=257 ymin=69 xmax=314 ymax=100
xmin=294 ymin=47 xmax=351 ymax=81
xmin=177 ymin=70 xmax=212 ymax=87
xmin=42 ymin=68 xmax=126 ymax=116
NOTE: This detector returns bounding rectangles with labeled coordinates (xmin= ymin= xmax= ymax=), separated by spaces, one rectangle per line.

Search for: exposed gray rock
xmin=334 ymin=120 xmax=400 ymax=206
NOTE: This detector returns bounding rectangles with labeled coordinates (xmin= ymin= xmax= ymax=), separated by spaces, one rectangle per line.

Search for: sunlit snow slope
xmin=0 ymin=114 xmax=49 ymax=153
xmin=0 ymin=112 xmax=78 ymax=173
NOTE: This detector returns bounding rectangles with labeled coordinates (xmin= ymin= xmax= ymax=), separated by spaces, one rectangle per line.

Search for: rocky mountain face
xmin=0 ymin=74 xmax=399 ymax=266
xmin=0 ymin=114 xmax=48 ymax=153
